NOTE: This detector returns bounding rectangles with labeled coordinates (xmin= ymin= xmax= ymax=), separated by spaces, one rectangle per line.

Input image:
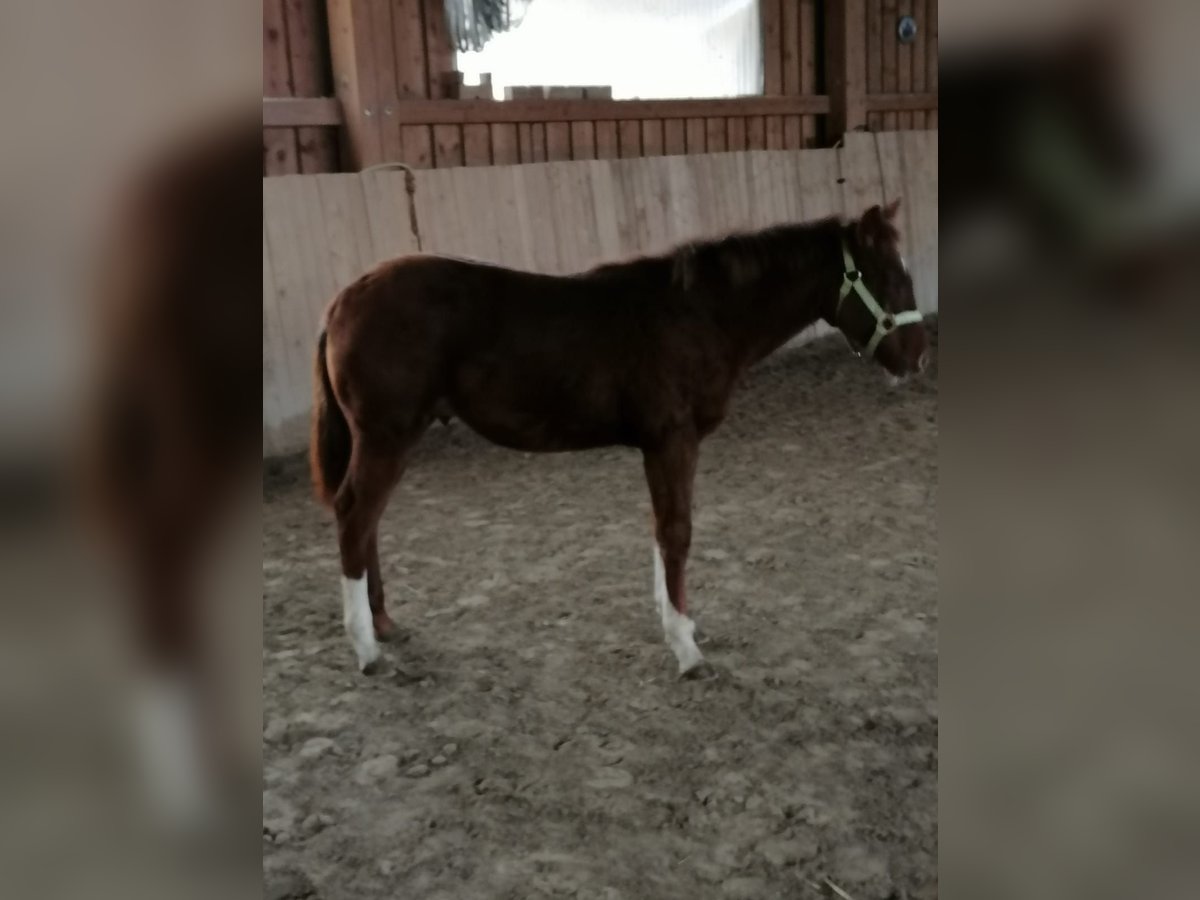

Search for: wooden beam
xmin=263 ymin=97 xmax=344 ymax=127
xmin=385 ymin=95 xmax=831 ymax=126
xmin=258 ymin=95 xmax=932 ymax=140
xmin=825 ymin=0 xmax=868 ymax=141
xmin=865 ymin=92 xmax=939 ymax=113
xmin=326 ymin=0 xmax=385 ymax=168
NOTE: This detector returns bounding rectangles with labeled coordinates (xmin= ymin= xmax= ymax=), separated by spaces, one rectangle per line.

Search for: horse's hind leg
xmin=334 ymin=437 xmax=411 ymax=673
xmin=366 ymin=533 xmax=398 ymax=641
xmin=642 ymin=435 xmax=706 ymax=675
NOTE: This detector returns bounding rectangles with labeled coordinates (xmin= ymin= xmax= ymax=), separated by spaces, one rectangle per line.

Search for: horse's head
xmin=833 ymin=200 xmax=929 ymax=382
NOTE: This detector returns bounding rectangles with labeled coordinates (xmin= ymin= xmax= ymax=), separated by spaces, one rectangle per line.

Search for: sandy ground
xmin=263 ymin=326 xmax=938 ymax=900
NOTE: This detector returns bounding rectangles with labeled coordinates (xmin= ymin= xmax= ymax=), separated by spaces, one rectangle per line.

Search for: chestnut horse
xmin=312 ymin=201 xmax=928 ymax=676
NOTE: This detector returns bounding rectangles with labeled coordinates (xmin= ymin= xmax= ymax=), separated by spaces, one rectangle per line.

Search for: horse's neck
xmin=715 ymin=254 xmax=839 ymax=368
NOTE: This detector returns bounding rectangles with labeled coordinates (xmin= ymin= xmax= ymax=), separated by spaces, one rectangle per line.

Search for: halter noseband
xmin=837 ymin=242 xmax=923 ymax=359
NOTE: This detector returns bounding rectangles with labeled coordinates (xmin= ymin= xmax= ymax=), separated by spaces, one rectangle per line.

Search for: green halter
xmin=837 ymin=241 xmax=923 ymax=359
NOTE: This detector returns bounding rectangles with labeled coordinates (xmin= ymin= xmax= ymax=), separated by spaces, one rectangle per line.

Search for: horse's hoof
xmin=373 ymin=613 xmax=399 ymax=643
xmin=360 ymin=656 xmax=384 ymax=676
xmin=677 ymin=654 xmax=710 ymax=680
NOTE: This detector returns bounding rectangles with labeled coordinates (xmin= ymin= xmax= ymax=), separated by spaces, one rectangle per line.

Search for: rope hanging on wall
xmin=443 ymin=0 xmax=533 ymax=53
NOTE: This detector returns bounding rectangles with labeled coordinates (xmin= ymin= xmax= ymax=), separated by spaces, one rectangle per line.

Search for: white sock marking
xmin=342 ymin=575 xmax=380 ymax=672
xmin=653 ymin=545 xmax=704 ymax=674
xmin=133 ymin=675 xmax=214 ymax=830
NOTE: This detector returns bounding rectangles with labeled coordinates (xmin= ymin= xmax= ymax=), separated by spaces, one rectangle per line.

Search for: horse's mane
xmin=669 ymin=217 xmax=848 ymax=293
xmin=578 ymin=211 xmax=899 ymax=295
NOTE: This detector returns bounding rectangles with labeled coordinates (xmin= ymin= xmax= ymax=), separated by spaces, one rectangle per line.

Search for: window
xmin=456 ymin=0 xmax=762 ymax=99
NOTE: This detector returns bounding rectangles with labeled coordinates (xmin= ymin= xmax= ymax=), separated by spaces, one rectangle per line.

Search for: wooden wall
xmin=264 ymin=1 xmax=940 ymax=176
xmin=866 ymin=0 xmax=938 ymax=131
xmin=263 ymin=0 xmax=340 ymax=174
xmin=760 ymin=0 xmax=824 ymax=147
xmin=262 ymin=132 xmax=938 ymax=453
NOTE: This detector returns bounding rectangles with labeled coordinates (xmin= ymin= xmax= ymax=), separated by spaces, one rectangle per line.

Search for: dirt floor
xmin=263 ymin=326 xmax=938 ymax=900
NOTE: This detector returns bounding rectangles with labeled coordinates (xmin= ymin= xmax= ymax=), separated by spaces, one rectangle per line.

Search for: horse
xmin=311 ymin=200 xmax=928 ymax=676
xmin=82 ymin=109 xmax=261 ymax=825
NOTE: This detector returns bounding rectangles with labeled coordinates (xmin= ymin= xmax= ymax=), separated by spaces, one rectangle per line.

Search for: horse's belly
xmin=447 ymin=390 xmax=630 ymax=452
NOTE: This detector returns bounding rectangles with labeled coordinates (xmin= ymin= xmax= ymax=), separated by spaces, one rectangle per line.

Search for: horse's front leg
xmin=642 ymin=435 xmax=705 ymax=675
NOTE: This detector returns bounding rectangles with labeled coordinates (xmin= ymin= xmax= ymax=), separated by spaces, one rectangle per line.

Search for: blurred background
xmin=0 ymin=0 xmax=1197 ymax=897
xmin=939 ymin=1 xmax=1200 ymax=898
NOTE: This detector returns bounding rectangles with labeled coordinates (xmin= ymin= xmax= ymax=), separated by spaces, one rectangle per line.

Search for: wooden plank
xmin=587 ymin=160 xmax=622 ymax=260
xmin=433 ymin=125 xmax=463 ymax=167
xmin=897 ymin=130 xmax=938 ymax=311
xmin=782 ymin=0 xmax=801 ymax=96
xmin=711 ymin=153 xmax=752 ymax=231
xmin=761 ymin=0 xmax=782 ymax=95
xmin=881 ymin=0 xmax=899 ymax=130
xmin=262 ymin=179 xmax=312 ymax=446
xmin=360 ymin=169 xmax=421 ymax=262
xmin=705 ymin=118 xmax=727 ymax=153
xmin=392 ymin=0 xmax=427 ymax=97
xmin=727 ymin=117 xmax=747 ymax=152
xmin=517 ymin=123 xmax=534 ymax=161
xmin=781 ymin=0 xmax=802 ymax=149
xmin=509 ymin=89 xmax=544 ymax=162
xmin=422 ymin=0 xmax=455 ymax=99
xmin=746 ymin=116 xmax=766 ymax=150
xmin=641 ymin=120 xmax=664 ymax=157
xmin=799 ymin=0 xmax=818 ymax=147
xmin=926 ymin=0 xmax=938 ymax=129
xmin=618 ymin=120 xmax=641 ymax=158
xmin=285 ymin=0 xmax=339 ymax=173
xmin=400 ymin=126 xmax=433 ymax=167
xmin=609 ymin=159 xmax=642 ymax=253
xmin=263 ymin=0 xmax=299 ymax=174
xmin=264 ymin=131 xmax=300 ymax=176
xmin=410 ymin=167 xmax=458 ymax=255
xmin=463 ymin=124 xmax=492 ymax=165
xmin=595 ymin=121 xmax=618 ymax=159
xmin=365 ymin=0 xmax=404 ymax=164
xmin=839 ymin=132 xmax=886 ymax=220
xmin=385 ymin=95 xmax=831 ymax=124
xmin=867 ymin=0 xmax=883 ymax=130
xmin=873 ymin=130 xmax=907 ymax=211
xmin=911 ymin=0 xmax=927 ymax=129
xmin=663 ymin=119 xmax=686 ymax=156
xmin=570 ymin=121 xmax=597 ymax=160
xmin=452 ymin=165 xmax=503 ymax=261
xmin=263 ymin=97 xmax=343 ymax=127
xmin=685 ymin=119 xmax=706 ymax=154
xmin=487 ymin=166 xmax=527 ymax=265
xmin=663 ymin=154 xmax=702 ymax=244
xmin=784 ymin=116 xmax=801 ymax=149
xmin=261 ymin=210 xmax=288 ymax=447
xmin=546 ymin=122 xmax=572 ymax=161
xmin=545 ymin=87 xmax=579 ymax=161
xmin=826 ymin=0 xmax=869 ymax=140
xmin=491 ymin=123 xmax=519 ymax=165
xmin=529 ymin=124 xmax=548 ymax=162
xmin=766 ymin=116 xmax=784 ymax=149
xmin=897 ymin=0 xmax=914 ymax=129
xmin=316 ymin=175 xmax=374 ymax=292
xmin=796 ymin=148 xmax=843 ymax=220
xmin=545 ymin=161 xmax=584 ymax=271
xmin=866 ymin=92 xmax=939 ymax=113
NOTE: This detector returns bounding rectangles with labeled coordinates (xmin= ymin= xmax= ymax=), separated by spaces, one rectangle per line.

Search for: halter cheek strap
xmin=837 ymin=242 xmax=923 ymax=358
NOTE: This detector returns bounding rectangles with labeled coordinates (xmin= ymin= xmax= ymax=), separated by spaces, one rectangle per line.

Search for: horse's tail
xmin=310 ymin=329 xmax=352 ymax=507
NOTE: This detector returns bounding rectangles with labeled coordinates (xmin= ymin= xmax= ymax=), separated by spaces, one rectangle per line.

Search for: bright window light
xmin=456 ymin=0 xmax=762 ymax=100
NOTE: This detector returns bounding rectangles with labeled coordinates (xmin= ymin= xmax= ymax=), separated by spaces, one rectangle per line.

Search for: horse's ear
xmin=883 ymin=198 xmax=901 ymax=221
xmin=857 ymin=204 xmax=886 ymax=248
